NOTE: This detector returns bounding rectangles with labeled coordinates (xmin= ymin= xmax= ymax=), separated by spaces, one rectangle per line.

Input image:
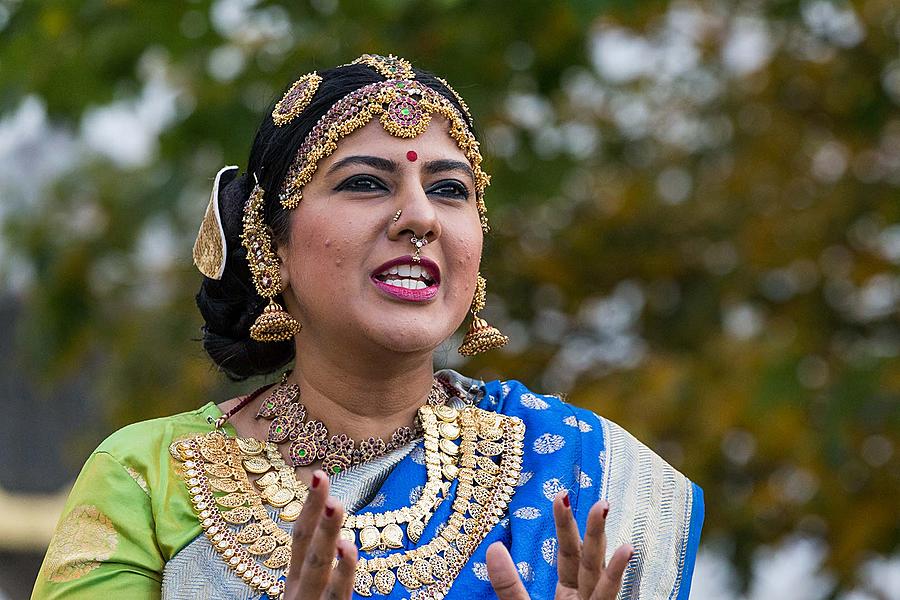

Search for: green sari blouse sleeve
xmin=32 ymin=403 xmax=223 ymax=599
xmin=31 ymin=450 xmax=163 ymax=599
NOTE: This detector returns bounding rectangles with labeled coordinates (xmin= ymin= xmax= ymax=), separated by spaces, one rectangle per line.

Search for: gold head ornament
xmin=193 ymin=54 xmax=500 ymax=344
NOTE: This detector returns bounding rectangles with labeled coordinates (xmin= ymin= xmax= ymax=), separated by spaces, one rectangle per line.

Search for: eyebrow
xmin=327 ymin=155 xmax=398 ymax=175
xmin=423 ymin=159 xmax=475 ymax=182
xmin=326 ymin=155 xmax=475 ymax=182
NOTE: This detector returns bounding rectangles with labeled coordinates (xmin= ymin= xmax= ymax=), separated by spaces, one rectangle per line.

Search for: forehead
xmin=322 ymin=116 xmax=467 ymax=164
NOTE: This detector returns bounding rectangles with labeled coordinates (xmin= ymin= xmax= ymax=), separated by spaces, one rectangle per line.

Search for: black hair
xmin=196 ymin=61 xmax=477 ymax=380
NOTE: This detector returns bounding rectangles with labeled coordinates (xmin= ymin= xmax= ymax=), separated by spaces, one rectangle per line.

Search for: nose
xmin=388 ymin=181 xmax=441 ymax=245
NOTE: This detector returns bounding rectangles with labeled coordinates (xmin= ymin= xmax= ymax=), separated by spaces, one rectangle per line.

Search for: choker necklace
xmin=255 ymin=374 xmax=450 ymax=475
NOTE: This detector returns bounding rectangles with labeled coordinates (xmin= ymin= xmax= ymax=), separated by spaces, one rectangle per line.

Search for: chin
xmin=367 ymin=320 xmax=451 ymax=354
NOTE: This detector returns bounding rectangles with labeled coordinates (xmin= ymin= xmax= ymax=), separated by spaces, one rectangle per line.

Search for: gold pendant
xmin=280 ymin=499 xmax=303 ymax=521
xmin=243 ymin=456 xmax=271 ymax=473
xmin=359 ymin=526 xmax=381 ymax=551
xmin=374 ymin=569 xmax=396 ymax=594
xmin=431 ymin=555 xmax=449 ymax=580
xmin=339 ymin=528 xmax=355 ymax=544
xmin=381 ymin=523 xmax=404 ymax=549
xmin=247 ymin=534 xmax=277 ymax=555
xmin=256 ymin=471 xmax=279 ymax=487
xmin=439 ymin=422 xmax=460 ymax=440
xmin=440 ymin=439 xmax=459 ymax=455
xmin=237 ymin=437 xmax=264 ymax=455
xmin=397 ymin=563 xmax=421 ymax=589
xmin=407 ymin=518 xmax=424 ymax=543
xmin=477 ymin=440 xmax=503 ymax=456
xmin=354 ymin=569 xmax=374 ymax=596
xmin=209 ymin=477 xmax=240 ymax=493
xmin=217 ymin=492 xmax=248 ymax=508
xmin=205 ymin=463 xmax=233 ymax=478
xmin=235 ymin=522 xmax=262 ymax=544
xmin=434 ymin=405 xmax=458 ymax=422
xmin=413 ymin=558 xmax=434 ymax=584
xmin=222 ymin=506 xmax=252 ymax=524
xmin=268 ymin=487 xmax=294 ymax=508
xmin=264 ymin=545 xmax=291 ymax=569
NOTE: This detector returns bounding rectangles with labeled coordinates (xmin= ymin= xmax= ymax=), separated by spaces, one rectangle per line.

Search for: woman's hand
xmin=284 ymin=470 xmax=358 ymax=600
xmin=486 ymin=493 xmax=633 ymax=600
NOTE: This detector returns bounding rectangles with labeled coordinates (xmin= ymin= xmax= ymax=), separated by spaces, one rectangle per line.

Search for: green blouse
xmin=32 ymin=402 xmax=233 ymax=599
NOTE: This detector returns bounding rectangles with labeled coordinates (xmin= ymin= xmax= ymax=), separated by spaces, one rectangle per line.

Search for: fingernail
xmin=312 ymin=473 xmax=321 ymax=489
xmin=325 ymin=503 xmax=335 ymax=518
xmin=602 ymin=502 xmax=609 ymax=519
xmin=337 ymin=547 xmax=344 ymax=559
xmin=562 ymin=492 xmax=570 ymax=508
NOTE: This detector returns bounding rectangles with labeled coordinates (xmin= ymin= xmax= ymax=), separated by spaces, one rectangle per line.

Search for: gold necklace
xmin=170 ymin=405 xmax=524 ymax=599
xmin=256 ymin=375 xmax=450 ymax=474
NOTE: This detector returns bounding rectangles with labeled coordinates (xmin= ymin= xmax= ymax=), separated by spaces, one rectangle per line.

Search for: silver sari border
xmin=598 ymin=417 xmax=694 ymax=600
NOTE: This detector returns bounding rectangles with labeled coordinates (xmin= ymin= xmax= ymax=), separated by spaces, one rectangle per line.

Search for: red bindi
xmin=406 ymin=150 xmax=418 ymax=162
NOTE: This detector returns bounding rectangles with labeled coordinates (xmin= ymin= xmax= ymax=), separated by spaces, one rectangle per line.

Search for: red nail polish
xmin=325 ymin=504 xmax=335 ymax=518
xmin=562 ymin=493 xmax=570 ymax=508
xmin=312 ymin=473 xmax=321 ymax=489
xmin=337 ymin=547 xmax=344 ymax=559
xmin=602 ymin=505 xmax=609 ymax=519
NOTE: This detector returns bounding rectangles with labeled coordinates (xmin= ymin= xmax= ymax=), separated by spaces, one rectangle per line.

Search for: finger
xmin=552 ymin=491 xmax=581 ymax=591
xmin=299 ymin=496 xmax=345 ymax=593
xmin=578 ymin=500 xmax=609 ymax=595
xmin=287 ymin=470 xmax=328 ymax=582
xmin=323 ymin=539 xmax=358 ymax=600
xmin=486 ymin=541 xmax=529 ymax=600
xmin=590 ymin=545 xmax=633 ymax=600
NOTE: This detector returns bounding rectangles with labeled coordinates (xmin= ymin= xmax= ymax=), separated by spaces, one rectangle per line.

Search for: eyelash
xmin=335 ymin=175 xmax=470 ymax=200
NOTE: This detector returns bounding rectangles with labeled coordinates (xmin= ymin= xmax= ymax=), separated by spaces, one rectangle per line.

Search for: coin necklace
xmin=256 ymin=373 xmax=450 ymax=476
xmin=173 ymin=383 xmax=525 ymax=598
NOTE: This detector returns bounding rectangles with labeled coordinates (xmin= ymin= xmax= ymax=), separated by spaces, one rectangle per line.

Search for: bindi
xmin=406 ymin=150 xmax=418 ymax=162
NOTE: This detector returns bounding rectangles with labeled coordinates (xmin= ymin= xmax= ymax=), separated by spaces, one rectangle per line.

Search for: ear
xmin=272 ymin=234 xmax=292 ymax=290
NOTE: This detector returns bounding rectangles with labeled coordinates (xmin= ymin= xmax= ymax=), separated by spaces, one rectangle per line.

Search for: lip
xmin=370 ymin=255 xmax=441 ymax=302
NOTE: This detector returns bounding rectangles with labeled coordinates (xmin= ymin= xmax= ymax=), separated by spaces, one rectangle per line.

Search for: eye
xmin=427 ymin=179 xmax=470 ymax=200
xmin=335 ymin=175 xmax=388 ymax=193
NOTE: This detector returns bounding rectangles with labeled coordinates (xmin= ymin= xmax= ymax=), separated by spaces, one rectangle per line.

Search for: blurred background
xmin=0 ymin=0 xmax=898 ymax=598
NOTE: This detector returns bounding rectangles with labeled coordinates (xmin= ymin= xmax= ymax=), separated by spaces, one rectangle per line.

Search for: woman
xmin=32 ymin=54 xmax=703 ymax=600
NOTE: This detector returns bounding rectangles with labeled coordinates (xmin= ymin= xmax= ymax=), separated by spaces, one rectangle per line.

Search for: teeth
xmin=401 ymin=279 xmax=412 ymax=289
xmin=388 ymin=266 xmax=399 ymax=275
xmin=387 ymin=279 xmax=403 ymax=287
xmin=399 ymin=264 xmax=411 ymax=277
xmin=410 ymin=265 xmax=423 ymax=278
xmin=413 ymin=280 xmax=426 ymax=290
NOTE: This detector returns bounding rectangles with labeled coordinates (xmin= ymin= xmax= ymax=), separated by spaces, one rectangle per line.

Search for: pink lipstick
xmin=371 ymin=256 xmax=440 ymax=302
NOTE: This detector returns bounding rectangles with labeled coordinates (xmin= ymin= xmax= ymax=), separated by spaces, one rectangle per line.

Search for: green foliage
xmin=1 ymin=0 xmax=898 ymax=593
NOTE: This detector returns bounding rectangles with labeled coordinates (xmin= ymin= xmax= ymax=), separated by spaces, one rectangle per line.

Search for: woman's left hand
xmin=486 ymin=493 xmax=633 ymax=599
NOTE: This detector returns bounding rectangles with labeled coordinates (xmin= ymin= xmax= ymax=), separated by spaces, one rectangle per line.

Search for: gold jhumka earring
xmin=458 ymin=274 xmax=508 ymax=356
xmin=241 ymin=178 xmax=301 ymax=342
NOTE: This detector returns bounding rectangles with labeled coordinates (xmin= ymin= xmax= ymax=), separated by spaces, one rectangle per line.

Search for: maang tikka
xmin=241 ymin=176 xmax=301 ymax=342
xmin=458 ymin=274 xmax=508 ymax=356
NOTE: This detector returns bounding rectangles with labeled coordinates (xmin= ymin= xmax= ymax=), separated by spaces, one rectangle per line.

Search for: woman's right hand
xmin=284 ymin=470 xmax=358 ymax=600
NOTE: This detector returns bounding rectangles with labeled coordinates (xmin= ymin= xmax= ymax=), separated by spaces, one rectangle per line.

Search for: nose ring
xmin=393 ymin=209 xmax=402 ymax=222
xmin=410 ymin=235 xmax=429 ymax=263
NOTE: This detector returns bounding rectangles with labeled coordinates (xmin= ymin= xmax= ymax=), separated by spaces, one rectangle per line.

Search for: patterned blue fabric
xmin=262 ymin=377 xmax=703 ymax=599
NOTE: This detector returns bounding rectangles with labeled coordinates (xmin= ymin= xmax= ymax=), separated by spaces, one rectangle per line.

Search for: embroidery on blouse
xmin=125 ymin=465 xmax=150 ymax=496
xmin=44 ymin=504 xmax=119 ymax=582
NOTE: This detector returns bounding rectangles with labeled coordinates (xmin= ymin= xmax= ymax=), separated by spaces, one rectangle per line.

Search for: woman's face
xmin=277 ymin=116 xmax=484 ymax=357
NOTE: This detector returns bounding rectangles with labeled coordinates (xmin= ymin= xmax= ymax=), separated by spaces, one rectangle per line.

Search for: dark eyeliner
xmin=334 ymin=174 xmax=387 ymax=192
xmin=428 ymin=179 xmax=470 ymax=199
